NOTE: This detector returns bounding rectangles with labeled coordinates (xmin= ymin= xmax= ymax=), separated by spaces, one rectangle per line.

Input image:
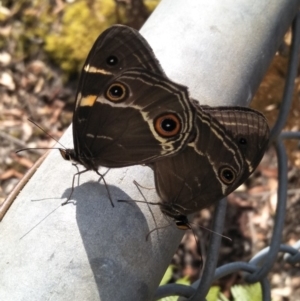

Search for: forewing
xmin=75 ymin=68 xmax=195 ymax=167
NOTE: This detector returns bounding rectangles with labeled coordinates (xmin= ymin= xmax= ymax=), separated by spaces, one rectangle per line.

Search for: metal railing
xmin=155 ymin=11 xmax=300 ymax=301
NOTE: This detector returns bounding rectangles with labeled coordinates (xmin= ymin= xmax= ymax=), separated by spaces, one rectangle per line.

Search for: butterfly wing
xmin=76 ymin=68 xmax=195 ymax=167
xmin=201 ymin=106 xmax=270 ymax=176
xmin=153 ymin=106 xmax=270 ymax=216
xmin=76 ymin=24 xmax=165 ymax=108
xmin=71 ymin=25 xmax=195 ymax=168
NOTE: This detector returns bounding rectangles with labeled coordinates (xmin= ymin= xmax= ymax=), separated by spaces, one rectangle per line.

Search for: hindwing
xmin=153 ymin=105 xmax=270 ymax=221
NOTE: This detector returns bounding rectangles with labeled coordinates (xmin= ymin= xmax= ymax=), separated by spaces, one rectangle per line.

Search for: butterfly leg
xmin=133 ymin=180 xmax=155 ymax=190
xmin=61 ymin=168 xmax=90 ymax=206
xmin=95 ymin=170 xmax=114 ymax=207
xmin=118 ymin=180 xmax=161 ymax=207
xmin=119 ymin=181 xmax=174 ymax=240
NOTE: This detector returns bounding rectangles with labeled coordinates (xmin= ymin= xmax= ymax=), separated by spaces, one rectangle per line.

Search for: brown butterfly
xmin=151 ymin=105 xmax=270 ymax=228
xmin=60 ymin=25 xmax=195 ymax=171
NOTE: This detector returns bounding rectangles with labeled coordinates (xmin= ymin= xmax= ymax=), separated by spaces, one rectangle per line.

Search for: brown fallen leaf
xmin=0 ymin=169 xmax=23 ymax=180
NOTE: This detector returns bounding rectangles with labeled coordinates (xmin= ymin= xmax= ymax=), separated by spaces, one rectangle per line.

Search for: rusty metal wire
xmin=155 ymin=11 xmax=300 ymax=301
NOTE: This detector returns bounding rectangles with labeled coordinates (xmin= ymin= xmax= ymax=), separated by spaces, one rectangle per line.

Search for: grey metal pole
xmin=0 ymin=1 xmax=298 ymax=301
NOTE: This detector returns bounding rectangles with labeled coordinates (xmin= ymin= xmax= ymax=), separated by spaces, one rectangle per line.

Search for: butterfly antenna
xmin=16 ymin=119 xmax=67 ymax=154
xmin=16 ymin=147 xmax=63 ymax=154
xmin=189 ymin=221 xmax=232 ymax=242
xmin=19 ymin=204 xmax=62 ymax=240
xmin=28 ymin=118 xmax=66 ymax=148
xmin=187 ymin=222 xmax=203 ymax=262
xmin=145 ymin=223 xmax=172 ymax=241
xmin=118 ymin=199 xmax=162 ymax=206
xmin=16 ymin=119 xmax=66 ymax=155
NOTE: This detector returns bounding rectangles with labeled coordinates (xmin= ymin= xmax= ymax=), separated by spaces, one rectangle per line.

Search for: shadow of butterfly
xmin=60 ymin=24 xmax=195 ymax=171
xmin=151 ymin=105 xmax=270 ymax=229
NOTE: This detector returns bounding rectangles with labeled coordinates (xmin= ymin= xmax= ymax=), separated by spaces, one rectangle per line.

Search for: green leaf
xmin=231 ymin=283 xmax=262 ymax=301
xmin=218 ymin=291 xmax=230 ymax=301
xmin=157 ymin=296 xmax=178 ymax=301
xmin=176 ymin=276 xmax=191 ymax=286
xmin=206 ymin=286 xmax=221 ymax=301
xmin=159 ymin=266 xmax=175 ymax=286
xmin=158 ymin=267 xmax=191 ymax=301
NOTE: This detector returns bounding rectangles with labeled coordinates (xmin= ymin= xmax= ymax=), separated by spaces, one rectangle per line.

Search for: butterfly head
xmin=173 ymin=215 xmax=191 ymax=230
xmin=159 ymin=201 xmax=192 ymax=230
xmin=60 ymin=148 xmax=99 ymax=171
xmin=59 ymin=148 xmax=76 ymax=162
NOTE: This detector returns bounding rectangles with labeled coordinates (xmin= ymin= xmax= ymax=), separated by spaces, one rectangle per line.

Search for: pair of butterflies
xmin=61 ymin=25 xmax=270 ymax=228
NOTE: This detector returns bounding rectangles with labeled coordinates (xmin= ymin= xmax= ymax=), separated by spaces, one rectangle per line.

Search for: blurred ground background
xmin=0 ymin=1 xmax=299 ymax=300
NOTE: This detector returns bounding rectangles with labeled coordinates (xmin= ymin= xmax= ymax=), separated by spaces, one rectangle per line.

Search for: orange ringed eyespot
xmin=219 ymin=166 xmax=236 ymax=185
xmin=154 ymin=113 xmax=181 ymax=137
xmin=105 ymin=83 xmax=127 ymax=102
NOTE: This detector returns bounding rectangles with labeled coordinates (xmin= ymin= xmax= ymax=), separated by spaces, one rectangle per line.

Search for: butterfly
xmin=151 ymin=104 xmax=270 ymax=228
xmin=60 ymin=25 xmax=195 ymax=171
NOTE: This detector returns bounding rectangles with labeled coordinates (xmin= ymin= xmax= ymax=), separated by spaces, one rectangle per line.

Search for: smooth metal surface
xmin=143 ymin=0 xmax=299 ymax=107
xmin=0 ymin=0 xmax=298 ymax=300
xmin=0 ymin=130 xmax=182 ymax=301
xmin=270 ymin=12 xmax=300 ymax=140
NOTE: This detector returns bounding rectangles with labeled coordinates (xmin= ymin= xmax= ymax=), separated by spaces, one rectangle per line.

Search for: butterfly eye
xmin=106 ymin=83 xmax=128 ymax=102
xmin=106 ymin=55 xmax=118 ymax=66
xmin=154 ymin=113 xmax=181 ymax=137
xmin=219 ymin=166 xmax=236 ymax=185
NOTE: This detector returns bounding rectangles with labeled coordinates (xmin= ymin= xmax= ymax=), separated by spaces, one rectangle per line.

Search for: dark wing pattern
xmin=153 ymin=105 xmax=270 ymax=218
xmin=65 ymin=25 xmax=195 ymax=170
xmin=76 ymin=69 xmax=194 ymax=167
